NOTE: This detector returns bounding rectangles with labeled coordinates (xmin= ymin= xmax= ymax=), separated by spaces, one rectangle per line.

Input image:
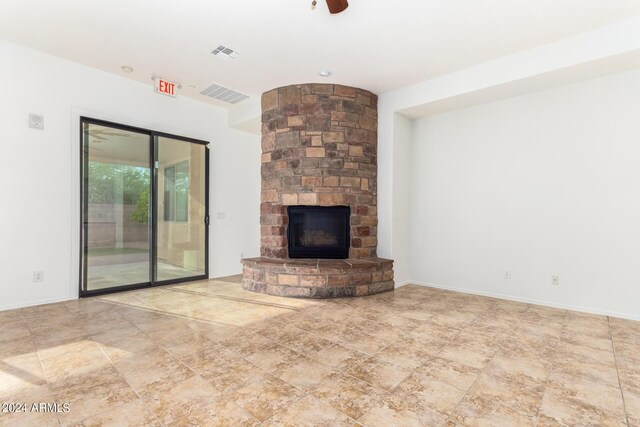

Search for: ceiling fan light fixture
xmin=120 ymin=65 xmax=134 ymax=74
xmin=326 ymin=0 xmax=348 ymax=14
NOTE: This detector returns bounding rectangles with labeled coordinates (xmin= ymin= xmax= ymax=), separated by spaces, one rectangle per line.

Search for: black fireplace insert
xmin=287 ymin=205 xmax=350 ymax=259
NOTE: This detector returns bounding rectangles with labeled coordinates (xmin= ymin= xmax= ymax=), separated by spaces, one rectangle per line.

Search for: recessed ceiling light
xmin=319 ymin=70 xmax=332 ymax=77
xmin=121 ymin=65 xmax=134 ymax=74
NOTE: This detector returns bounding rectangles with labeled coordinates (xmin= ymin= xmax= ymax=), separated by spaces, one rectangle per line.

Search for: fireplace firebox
xmin=287 ymin=206 xmax=350 ymax=259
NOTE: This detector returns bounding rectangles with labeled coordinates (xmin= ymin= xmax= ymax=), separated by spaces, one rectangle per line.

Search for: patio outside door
xmin=80 ymin=118 xmax=208 ymax=296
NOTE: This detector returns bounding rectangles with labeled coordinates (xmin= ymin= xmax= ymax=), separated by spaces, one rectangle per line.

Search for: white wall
xmin=0 ymin=40 xmax=260 ymax=310
xmin=377 ymin=17 xmax=640 ymax=274
xmin=409 ymin=68 xmax=640 ymax=320
xmin=391 ymin=113 xmax=412 ymax=285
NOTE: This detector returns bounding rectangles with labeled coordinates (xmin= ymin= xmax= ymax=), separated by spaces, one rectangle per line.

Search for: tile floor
xmin=1 ymin=277 xmax=639 ymax=426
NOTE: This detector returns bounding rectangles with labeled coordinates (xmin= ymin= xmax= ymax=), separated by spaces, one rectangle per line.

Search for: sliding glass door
xmin=80 ymin=118 xmax=208 ymax=296
xmin=156 ymin=136 xmax=207 ymax=281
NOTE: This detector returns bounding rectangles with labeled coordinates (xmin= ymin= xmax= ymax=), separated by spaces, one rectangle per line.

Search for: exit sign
xmin=154 ymin=78 xmax=177 ymax=97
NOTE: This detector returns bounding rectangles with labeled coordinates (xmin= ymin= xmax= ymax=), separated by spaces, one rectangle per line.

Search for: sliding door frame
xmin=79 ymin=116 xmax=209 ymax=297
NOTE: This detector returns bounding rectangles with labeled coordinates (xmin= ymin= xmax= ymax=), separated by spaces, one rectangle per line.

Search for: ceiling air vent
xmin=200 ymin=84 xmax=249 ymax=104
xmin=211 ymin=45 xmax=240 ymax=59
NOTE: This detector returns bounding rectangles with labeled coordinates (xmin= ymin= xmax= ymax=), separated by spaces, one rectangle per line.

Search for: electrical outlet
xmin=240 ymin=252 xmax=244 ymax=261
xmin=504 ymin=269 xmax=511 ymax=279
xmin=33 ymin=271 xmax=44 ymax=283
xmin=552 ymin=275 xmax=559 ymax=286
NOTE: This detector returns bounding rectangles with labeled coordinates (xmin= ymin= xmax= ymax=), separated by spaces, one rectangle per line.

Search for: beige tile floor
xmin=1 ymin=276 xmax=639 ymax=426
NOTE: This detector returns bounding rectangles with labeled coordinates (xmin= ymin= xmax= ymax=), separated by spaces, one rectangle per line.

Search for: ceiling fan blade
xmin=89 ymin=129 xmax=129 ymax=137
xmin=101 ymin=131 xmax=130 ymax=137
xmin=326 ymin=0 xmax=348 ymax=14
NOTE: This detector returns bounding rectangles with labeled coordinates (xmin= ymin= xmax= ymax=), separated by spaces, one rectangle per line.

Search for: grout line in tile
xmin=26 ymin=320 xmax=63 ymax=427
xmin=533 ymin=309 xmax=567 ymax=426
xmin=262 ymin=389 xmax=363 ymax=426
xmin=255 ymin=343 xmax=394 ymax=424
xmin=307 ymin=392 xmax=363 ymax=424
xmin=440 ymin=301 xmax=532 ymax=425
xmin=67 ymin=398 xmax=141 ymax=426
xmin=608 ymin=316 xmax=631 ymax=427
xmin=99 ymin=320 xmax=206 ymax=426
xmin=192 ymin=358 xmax=267 ymax=424
xmin=94 ymin=334 xmax=143 ymax=400
xmin=63 ymin=310 xmax=158 ymax=426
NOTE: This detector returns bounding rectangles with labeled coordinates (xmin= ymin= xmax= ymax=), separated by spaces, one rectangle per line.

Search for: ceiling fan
xmin=88 ymin=128 xmax=131 ymax=142
xmin=312 ymin=0 xmax=349 ymax=14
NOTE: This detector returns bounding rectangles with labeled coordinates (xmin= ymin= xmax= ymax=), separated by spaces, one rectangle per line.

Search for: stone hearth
xmin=243 ymin=258 xmax=394 ymax=298
xmin=242 ymin=83 xmax=394 ymax=298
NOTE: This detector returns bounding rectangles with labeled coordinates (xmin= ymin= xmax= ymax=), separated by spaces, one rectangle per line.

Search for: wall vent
xmin=211 ymin=45 xmax=240 ymax=59
xmin=200 ymin=84 xmax=249 ymax=104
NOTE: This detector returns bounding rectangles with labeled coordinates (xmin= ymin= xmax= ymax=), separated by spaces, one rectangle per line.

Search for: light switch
xmin=29 ymin=113 xmax=44 ymax=130
xmin=216 ymin=212 xmax=226 ymax=220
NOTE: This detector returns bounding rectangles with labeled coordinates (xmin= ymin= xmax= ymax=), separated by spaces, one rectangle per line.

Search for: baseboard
xmin=406 ymin=280 xmax=640 ymax=322
xmin=0 ymin=296 xmax=76 ymax=312
xmin=394 ymin=280 xmax=412 ymax=289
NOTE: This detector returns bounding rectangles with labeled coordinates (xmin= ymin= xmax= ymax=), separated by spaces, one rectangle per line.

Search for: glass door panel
xmin=82 ymin=122 xmax=152 ymax=292
xmin=156 ymin=136 xmax=207 ymax=282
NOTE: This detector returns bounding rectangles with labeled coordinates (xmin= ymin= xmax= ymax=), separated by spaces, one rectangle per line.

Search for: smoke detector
xmin=211 ymin=45 xmax=240 ymax=59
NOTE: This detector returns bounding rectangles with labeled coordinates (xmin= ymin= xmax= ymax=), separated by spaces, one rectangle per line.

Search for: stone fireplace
xmin=241 ymin=83 xmax=394 ymax=298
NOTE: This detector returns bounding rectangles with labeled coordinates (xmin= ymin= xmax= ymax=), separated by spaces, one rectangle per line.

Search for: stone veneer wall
xmin=260 ymin=83 xmax=378 ymax=259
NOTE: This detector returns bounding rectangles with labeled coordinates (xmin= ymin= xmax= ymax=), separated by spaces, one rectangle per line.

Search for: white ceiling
xmin=2 ymin=0 xmax=639 ymax=108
